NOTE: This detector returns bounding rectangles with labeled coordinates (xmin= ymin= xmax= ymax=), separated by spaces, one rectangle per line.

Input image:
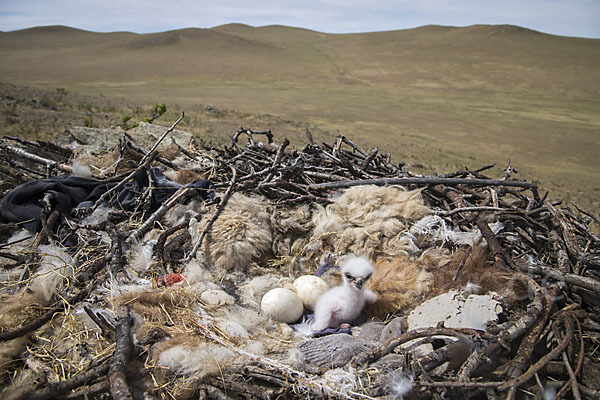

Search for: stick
xmin=108 ymin=306 xmax=134 ymax=400
xmin=515 ymin=260 xmax=600 ymax=292
xmin=438 ymin=206 xmax=503 ymax=217
xmin=2 ymin=144 xmax=74 ymax=175
xmin=476 ymin=215 xmax=508 ymax=269
xmin=561 ymin=351 xmax=582 ymax=400
xmin=126 ymin=141 xmax=178 ymax=170
xmin=22 ymin=363 xmax=110 ymax=400
xmin=139 ymin=112 xmax=184 ymax=165
xmin=352 ymin=327 xmax=472 ymax=366
xmin=305 ymin=176 xmax=538 ymax=191
xmin=91 ymin=150 xmax=158 ymax=211
xmin=498 ymin=315 xmax=573 ymax=391
xmin=126 ymin=186 xmax=190 ymax=245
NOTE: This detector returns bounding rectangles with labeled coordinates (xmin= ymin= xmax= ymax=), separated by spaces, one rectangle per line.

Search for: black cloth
xmin=0 ymin=169 xmax=213 ymax=232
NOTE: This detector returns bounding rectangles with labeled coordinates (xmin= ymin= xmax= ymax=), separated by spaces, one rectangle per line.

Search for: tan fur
xmin=309 ymin=186 xmax=431 ymax=267
xmin=365 ymin=256 xmax=433 ymax=319
xmin=430 ymin=245 xmax=527 ymax=305
xmin=364 ymin=247 xmax=452 ymax=319
xmin=270 ymin=204 xmax=314 ymax=274
xmin=191 ymin=192 xmax=273 ymax=271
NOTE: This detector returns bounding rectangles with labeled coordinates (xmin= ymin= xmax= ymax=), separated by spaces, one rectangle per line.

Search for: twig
xmin=153 ymin=220 xmax=190 ymax=266
xmin=476 ymin=215 xmax=508 ymax=269
xmin=21 ymin=363 xmax=110 ymax=400
xmin=515 ymin=260 xmax=600 ymax=292
xmin=560 ymin=351 xmax=582 ymax=400
xmin=305 ymin=176 xmax=538 ymax=191
xmin=2 ymin=144 xmax=74 ymax=175
xmin=126 ymin=141 xmax=178 ymax=170
xmin=91 ymin=150 xmax=158 ymax=211
xmin=126 ymin=186 xmax=190 ymax=245
xmin=498 ymin=314 xmax=574 ymax=392
xmin=438 ymin=206 xmax=503 ymax=217
xmin=139 ymin=112 xmax=184 ymax=165
xmin=108 ymin=306 xmax=134 ymax=400
xmin=352 ymin=327 xmax=472 ymax=366
xmin=415 ymin=381 xmax=502 ymax=389
xmin=556 ymin=317 xmax=585 ymax=399
xmin=83 ymin=305 xmax=115 ymax=339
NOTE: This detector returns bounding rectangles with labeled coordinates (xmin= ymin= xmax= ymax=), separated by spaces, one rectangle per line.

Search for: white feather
xmin=157 ymin=343 xmax=236 ymax=376
xmin=386 ymin=371 xmax=414 ymax=399
xmin=28 ymin=245 xmax=74 ymax=303
xmin=71 ymin=161 xmax=93 ymax=178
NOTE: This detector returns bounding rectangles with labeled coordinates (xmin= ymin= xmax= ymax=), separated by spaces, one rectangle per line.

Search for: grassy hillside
xmin=1 ymin=24 xmax=599 ymax=213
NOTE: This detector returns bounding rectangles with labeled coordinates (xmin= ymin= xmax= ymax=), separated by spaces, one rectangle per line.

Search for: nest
xmin=0 ymin=119 xmax=599 ymax=399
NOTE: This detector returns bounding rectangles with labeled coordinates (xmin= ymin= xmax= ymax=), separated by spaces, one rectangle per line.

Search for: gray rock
xmin=295 ymin=333 xmax=376 ymax=369
xmin=379 ymin=316 xmax=403 ymax=344
xmin=355 ymin=321 xmax=386 ymax=342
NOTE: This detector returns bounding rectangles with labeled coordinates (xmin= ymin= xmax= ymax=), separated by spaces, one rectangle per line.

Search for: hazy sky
xmin=1 ymin=0 xmax=599 ymax=38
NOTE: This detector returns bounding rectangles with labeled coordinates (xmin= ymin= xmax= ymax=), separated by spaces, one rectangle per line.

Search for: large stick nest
xmin=0 ymin=119 xmax=599 ymax=399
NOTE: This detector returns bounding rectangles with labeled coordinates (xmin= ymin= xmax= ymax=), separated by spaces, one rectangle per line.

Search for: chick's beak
xmin=354 ymin=278 xmax=363 ymax=290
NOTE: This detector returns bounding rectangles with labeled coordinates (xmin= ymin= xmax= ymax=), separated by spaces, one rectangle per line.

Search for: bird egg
xmin=293 ymin=275 xmax=329 ymax=311
xmin=260 ymin=288 xmax=304 ymax=323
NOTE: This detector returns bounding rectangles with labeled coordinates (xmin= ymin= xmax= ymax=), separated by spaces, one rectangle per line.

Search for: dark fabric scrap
xmin=315 ymin=257 xmax=338 ymax=277
xmin=291 ymin=312 xmax=368 ymax=337
xmin=0 ymin=169 xmax=213 ymax=232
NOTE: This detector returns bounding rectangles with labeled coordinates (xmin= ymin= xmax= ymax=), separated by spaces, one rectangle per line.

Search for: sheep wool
xmin=310 ymin=186 xmax=431 ymax=263
xmin=191 ymin=192 xmax=272 ymax=271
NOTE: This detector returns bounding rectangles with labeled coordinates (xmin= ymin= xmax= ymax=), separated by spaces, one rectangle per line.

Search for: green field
xmin=1 ymin=23 xmax=599 ymax=212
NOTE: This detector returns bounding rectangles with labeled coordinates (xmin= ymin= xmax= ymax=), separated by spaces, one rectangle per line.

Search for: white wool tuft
xmin=293 ymin=316 xmax=315 ymax=337
xmin=1 ymin=230 xmax=33 ymax=268
xmin=242 ymin=341 xmax=265 ymax=355
xmin=200 ymin=289 xmax=235 ymax=306
xmin=28 ymin=245 xmax=74 ymax=303
xmin=386 ymin=371 xmax=414 ymax=399
xmin=183 ymin=259 xmax=211 ymax=284
xmin=410 ymin=215 xmax=504 ymax=247
xmin=543 ymin=385 xmax=556 ymax=400
xmin=80 ymin=206 xmax=112 ymax=227
xmin=7 ymin=229 xmax=33 ymax=247
xmin=237 ymin=274 xmax=281 ymax=309
xmin=322 ymin=368 xmax=358 ymax=395
xmin=157 ymin=343 xmax=236 ymax=376
xmin=71 ymin=161 xmax=93 ymax=178
xmin=216 ymin=320 xmax=249 ymax=339
xmin=462 ymin=281 xmax=483 ymax=294
xmin=127 ymin=240 xmax=155 ymax=273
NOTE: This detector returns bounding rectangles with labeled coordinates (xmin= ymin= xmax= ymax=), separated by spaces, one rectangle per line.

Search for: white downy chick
xmin=312 ymin=255 xmax=377 ymax=331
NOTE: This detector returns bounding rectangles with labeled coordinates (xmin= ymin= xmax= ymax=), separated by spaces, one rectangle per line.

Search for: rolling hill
xmin=1 ymin=23 xmax=599 ymax=212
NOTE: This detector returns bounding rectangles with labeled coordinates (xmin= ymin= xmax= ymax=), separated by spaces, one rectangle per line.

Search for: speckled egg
xmin=260 ymin=288 xmax=304 ymax=323
xmin=293 ymin=275 xmax=329 ymax=311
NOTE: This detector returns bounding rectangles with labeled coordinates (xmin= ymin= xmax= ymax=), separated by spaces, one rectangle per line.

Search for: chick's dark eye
xmin=344 ymin=273 xmax=353 ymax=279
xmin=364 ymin=274 xmax=372 ymax=281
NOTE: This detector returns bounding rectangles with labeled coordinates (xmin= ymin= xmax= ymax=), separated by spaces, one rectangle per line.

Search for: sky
xmin=1 ymin=0 xmax=599 ymax=38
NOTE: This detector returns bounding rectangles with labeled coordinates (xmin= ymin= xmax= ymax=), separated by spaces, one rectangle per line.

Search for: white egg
xmin=260 ymin=288 xmax=304 ymax=323
xmin=293 ymin=275 xmax=329 ymax=311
